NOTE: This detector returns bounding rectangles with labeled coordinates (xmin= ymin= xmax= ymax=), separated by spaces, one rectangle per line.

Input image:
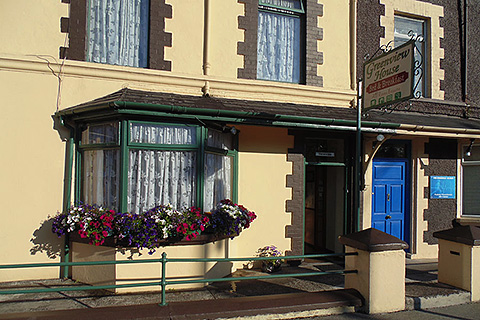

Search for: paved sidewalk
xmin=0 ymin=258 xmax=471 ymax=319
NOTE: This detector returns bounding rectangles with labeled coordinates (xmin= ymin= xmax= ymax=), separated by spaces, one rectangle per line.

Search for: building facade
xmin=357 ymin=0 xmax=480 ymax=258
xmin=0 ymin=0 xmax=357 ymax=283
xmin=0 ymin=0 xmax=479 ymax=284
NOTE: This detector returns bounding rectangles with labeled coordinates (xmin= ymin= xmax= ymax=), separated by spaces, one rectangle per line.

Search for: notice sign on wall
xmin=430 ymin=176 xmax=456 ymax=199
xmin=363 ymin=40 xmax=414 ymax=110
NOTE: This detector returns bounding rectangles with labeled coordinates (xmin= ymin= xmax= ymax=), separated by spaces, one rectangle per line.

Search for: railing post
xmin=434 ymin=225 xmax=480 ymax=301
xmin=339 ymin=228 xmax=408 ymax=314
xmin=159 ymin=252 xmax=168 ymax=306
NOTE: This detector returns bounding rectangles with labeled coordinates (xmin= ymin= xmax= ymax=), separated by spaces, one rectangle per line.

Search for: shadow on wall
xmin=30 ymin=217 xmax=64 ymax=259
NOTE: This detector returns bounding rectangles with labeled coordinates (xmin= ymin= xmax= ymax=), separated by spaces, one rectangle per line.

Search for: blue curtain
xmin=257 ymin=11 xmax=301 ymax=83
xmin=87 ymin=0 xmax=149 ymax=68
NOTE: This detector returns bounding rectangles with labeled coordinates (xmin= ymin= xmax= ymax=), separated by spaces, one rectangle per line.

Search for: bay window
xmin=79 ymin=121 xmax=237 ymax=214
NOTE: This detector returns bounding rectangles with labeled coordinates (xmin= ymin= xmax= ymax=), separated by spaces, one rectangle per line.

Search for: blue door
xmin=372 ymin=160 xmax=407 ymax=241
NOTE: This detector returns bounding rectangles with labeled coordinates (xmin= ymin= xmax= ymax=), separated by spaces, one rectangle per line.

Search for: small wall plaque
xmin=430 ymin=176 xmax=456 ymax=199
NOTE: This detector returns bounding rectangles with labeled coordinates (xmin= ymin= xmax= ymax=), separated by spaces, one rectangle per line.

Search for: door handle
xmin=385 ymin=215 xmax=392 ymax=219
xmin=387 ymin=194 xmax=390 ymax=201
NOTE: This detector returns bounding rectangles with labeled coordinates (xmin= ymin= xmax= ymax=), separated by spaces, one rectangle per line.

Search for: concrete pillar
xmin=339 ymin=228 xmax=408 ymax=314
xmin=434 ymin=226 xmax=480 ymax=301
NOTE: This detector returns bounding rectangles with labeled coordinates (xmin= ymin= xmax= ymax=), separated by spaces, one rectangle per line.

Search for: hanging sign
xmin=363 ymin=40 xmax=415 ymax=110
xmin=430 ymin=176 xmax=456 ymax=199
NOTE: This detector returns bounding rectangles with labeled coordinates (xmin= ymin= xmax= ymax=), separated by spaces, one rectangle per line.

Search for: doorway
xmin=371 ymin=141 xmax=410 ymax=244
xmin=305 ymin=165 xmax=327 ymax=253
xmin=304 ymin=164 xmax=346 ymax=254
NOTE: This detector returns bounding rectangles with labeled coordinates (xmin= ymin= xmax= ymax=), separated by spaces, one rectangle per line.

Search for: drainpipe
xmin=202 ymin=0 xmax=211 ymax=96
xmin=463 ymin=0 xmax=468 ymax=103
xmin=350 ymin=0 xmax=357 ymax=91
xmin=59 ymin=116 xmax=75 ymax=279
xmin=355 ymin=80 xmax=363 ymax=232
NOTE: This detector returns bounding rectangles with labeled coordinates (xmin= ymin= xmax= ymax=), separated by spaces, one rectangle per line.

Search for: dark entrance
xmin=303 ymin=138 xmax=348 ymax=254
xmin=305 ymin=165 xmax=327 ymax=252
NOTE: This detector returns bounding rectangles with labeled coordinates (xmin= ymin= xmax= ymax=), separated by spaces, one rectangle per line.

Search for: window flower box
xmin=53 ymin=200 xmax=255 ymax=253
xmin=69 ymin=232 xmax=234 ymax=248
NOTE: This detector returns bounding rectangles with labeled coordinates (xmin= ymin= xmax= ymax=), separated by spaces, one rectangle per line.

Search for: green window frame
xmin=77 ymin=120 xmax=238 ymax=214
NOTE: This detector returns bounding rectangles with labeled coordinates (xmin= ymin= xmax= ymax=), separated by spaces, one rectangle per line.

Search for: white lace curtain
xmin=83 ymin=149 xmax=120 ymax=209
xmin=204 ymin=154 xmax=232 ymax=212
xmin=128 ymin=150 xmax=196 ymax=213
xmin=257 ymin=11 xmax=301 ymax=83
xmin=130 ymin=123 xmax=196 ymax=145
xmin=87 ymin=0 xmax=149 ymax=68
xmin=83 ymin=124 xmax=233 ymax=214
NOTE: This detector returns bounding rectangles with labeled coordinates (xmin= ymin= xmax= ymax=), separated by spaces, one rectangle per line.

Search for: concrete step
xmin=0 ymin=289 xmax=364 ymax=320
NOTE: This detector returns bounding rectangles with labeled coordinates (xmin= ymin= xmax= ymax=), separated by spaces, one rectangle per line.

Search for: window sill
xmin=69 ymin=232 xmax=232 ymax=248
xmin=456 ymin=217 xmax=480 ymax=227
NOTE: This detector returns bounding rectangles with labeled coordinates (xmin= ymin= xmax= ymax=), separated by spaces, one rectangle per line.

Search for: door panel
xmin=373 ymin=184 xmax=387 ymax=215
xmin=389 ymin=184 xmax=404 ymax=213
xmin=372 ymin=160 xmax=407 ymax=241
xmin=372 ymin=220 xmax=386 ymax=233
xmin=388 ymin=219 xmax=403 ymax=239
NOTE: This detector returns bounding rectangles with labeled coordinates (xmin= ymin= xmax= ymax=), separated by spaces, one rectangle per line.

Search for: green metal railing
xmin=0 ymin=252 xmax=357 ymax=306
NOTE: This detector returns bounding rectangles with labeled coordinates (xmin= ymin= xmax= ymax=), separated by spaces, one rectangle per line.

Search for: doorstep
xmin=0 ymin=289 xmax=363 ymax=320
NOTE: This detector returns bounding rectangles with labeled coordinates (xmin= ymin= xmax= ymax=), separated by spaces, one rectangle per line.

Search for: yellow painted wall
xmin=0 ymin=70 xmax=65 ymax=281
xmin=208 ymin=0 xmax=245 ymax=78
xmin=165 ymin=0 xmax=204 ymax=76
xmin=115 ymin=241 xmax=230 ymax=292
xmin=318 ymin=0 xmax=354 ymax=91
xmin=0 ymin=0 xmax=67 ymax=57
xmin=233 ymin=126 xmax=294 ymax=261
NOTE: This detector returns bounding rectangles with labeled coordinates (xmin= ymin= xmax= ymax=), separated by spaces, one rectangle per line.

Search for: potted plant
xmin=256 ymin=245 xmax=283 ymax=273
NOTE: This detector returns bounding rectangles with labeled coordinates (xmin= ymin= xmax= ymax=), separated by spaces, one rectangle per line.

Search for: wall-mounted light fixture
xmin=466 ymin=139 xmax=475 ymax=157
xmin=372 ymin=134 xmax=385 ymax=149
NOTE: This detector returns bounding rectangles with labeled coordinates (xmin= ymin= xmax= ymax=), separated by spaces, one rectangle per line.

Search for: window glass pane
xmin=375 ymin=144 xmax=407 ymax=158
xmin=83 ymin=149 xmax=120 ymax=209
xmin=257 ymin=11 xmax=301 ymax=83
xmin=204 ymin=154 xmax=233 ymax=212
xmin=207 ymin=129 xmax=234 ymax=150
xmin=127 ymin=150 xmax=196 ymax=213
xmin=394 ymin=16 xmax=423 ymax=39
xmin=130 ymin=123 xmax=197 ymax=145
xmin=82 ymin=122 xmax=119 ymax=145
xmin=394 ymin=15 xmax=425 ymax=97
xmin=260 ymin=0 xmax=302 ymax=10
xmin=463 ymin=165 xmax=480 ymax=215
xmin=87 ymin=0 xmax=149 ymax=67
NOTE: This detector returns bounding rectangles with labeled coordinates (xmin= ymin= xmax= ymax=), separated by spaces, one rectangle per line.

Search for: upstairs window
xmin=394 ymin=15 xmax=427 ymax=97
xmin=257 ymin=0 xmax=304 ymax=83
xmin=87 ymin=0 xmax=150 ymax=68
